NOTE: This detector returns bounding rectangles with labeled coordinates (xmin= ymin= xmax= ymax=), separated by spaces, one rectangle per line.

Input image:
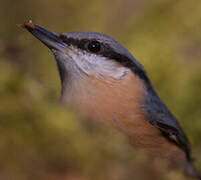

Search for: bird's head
xmin=22 ymin=20 xmax=150 ymax=90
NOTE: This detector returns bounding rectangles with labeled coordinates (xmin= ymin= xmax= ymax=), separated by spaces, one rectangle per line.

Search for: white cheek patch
xmin=68 ymin=47 xmax=129 ymax=79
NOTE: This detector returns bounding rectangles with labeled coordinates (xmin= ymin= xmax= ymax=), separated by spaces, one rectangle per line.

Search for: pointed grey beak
xmin=22 ymin=20 xmax=66 ymax=51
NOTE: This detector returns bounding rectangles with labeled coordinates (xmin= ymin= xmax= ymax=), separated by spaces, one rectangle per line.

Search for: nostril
xmin=59 ymin=34 xmax=67 ymax=41
xmin=58 ymin=36 xmax=79 ymax=47
xmin=59 ymin=34 xmax=72 ymax=46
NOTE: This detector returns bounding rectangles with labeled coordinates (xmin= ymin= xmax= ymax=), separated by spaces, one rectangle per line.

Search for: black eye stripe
xmin=59 ymin=36 xmax=151 ymax=87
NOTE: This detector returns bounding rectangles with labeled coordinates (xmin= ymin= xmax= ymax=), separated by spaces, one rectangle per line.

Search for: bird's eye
xmin=87 ymin=41 xmax=101 ymax=53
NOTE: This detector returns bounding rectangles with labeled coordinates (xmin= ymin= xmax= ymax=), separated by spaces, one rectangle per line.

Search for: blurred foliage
xmin=0 ymin=0 xmax=201 ymax=179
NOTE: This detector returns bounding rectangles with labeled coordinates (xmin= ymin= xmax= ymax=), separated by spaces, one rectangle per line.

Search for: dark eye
xmin=87 ymin=41 xmax=101 ymax=53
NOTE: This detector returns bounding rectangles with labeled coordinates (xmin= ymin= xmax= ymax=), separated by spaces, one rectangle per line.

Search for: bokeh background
xmin=0 ymin=0 xmax=201 ymax=179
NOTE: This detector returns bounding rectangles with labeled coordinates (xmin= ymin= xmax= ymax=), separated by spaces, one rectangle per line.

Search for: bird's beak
xmin=22 ymin=20 xmax=66 ymax=51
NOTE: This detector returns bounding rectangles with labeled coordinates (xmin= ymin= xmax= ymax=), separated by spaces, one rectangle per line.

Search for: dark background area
xmin=0 ymin=0 xmax=201 ymax=179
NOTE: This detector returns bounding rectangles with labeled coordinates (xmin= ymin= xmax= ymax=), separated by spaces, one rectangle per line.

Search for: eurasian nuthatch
xmin=22 ymin=20 xmax=200 ymax=179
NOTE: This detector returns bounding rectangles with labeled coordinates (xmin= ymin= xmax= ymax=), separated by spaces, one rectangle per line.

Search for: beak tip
xmin=21 ymin=19 xmax=35 ymax=30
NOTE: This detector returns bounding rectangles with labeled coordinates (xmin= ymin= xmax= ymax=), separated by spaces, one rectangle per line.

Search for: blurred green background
xmin=0 ymin=0 xmax=201 ymax=179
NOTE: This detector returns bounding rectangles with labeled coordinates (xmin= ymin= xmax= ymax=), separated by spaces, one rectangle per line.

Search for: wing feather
xmin=144 ymin=87 xmax=192 ymax=161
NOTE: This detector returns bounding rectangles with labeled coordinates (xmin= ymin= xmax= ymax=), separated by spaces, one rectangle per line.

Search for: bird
xmin=22 ymin=20 xmax=200 ymax=179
